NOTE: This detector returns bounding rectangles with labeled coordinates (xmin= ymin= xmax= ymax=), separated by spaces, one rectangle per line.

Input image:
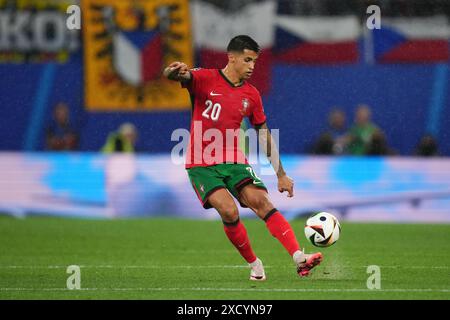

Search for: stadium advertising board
xmin=1 ymin=153 xmax=449 ymax=222
xmin=0 ymin=0 xmax=80 ymax=63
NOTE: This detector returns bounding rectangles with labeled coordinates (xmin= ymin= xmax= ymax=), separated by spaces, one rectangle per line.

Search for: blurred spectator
xmin=415 ymin=134 xmax=439 ymax=156
xmin=45 ymin=102 xmax=79 ymax=151
xmin=102 ymin=123 xmax=138 ymax=153
xmin=311 ymin=133 xmax=334 ymax=155
xmin=347 ymin=104 xmax=381 ymax=155
xmin=311 ymin=108 xmax=348 ymax=155
xmin=366 ymin=130 xmax=396 ymax=155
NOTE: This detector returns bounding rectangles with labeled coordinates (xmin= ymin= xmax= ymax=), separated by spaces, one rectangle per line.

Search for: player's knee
xmin=216 ymin=202 xmax=239 ymax=223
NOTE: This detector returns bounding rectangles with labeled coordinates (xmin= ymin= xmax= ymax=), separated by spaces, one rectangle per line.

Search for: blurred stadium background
xmin=0 ymin=0 xmax=449 ymax=223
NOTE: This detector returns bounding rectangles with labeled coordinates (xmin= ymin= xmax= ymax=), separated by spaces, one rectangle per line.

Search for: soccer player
xmin=163 ymin=35 xmax=323 ymax=280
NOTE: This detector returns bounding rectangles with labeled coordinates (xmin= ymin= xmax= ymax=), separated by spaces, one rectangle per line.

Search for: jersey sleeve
xmin=249 ymin=90 xmax=267 ymax=127
xmin=181 ymin=68 xmax=209 ymax=94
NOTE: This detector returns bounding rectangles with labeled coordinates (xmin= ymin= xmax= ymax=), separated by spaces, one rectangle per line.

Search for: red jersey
xmin=182 ymin=68 xmax=267 ymax=168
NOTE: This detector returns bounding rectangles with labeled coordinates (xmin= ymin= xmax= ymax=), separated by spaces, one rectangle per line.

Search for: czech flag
xmin=274 ymin=16 xmax=360 ymax=64
xmin=112 ymin=30 xmax=163 ymax=86
xmin=372 ymin=16 xmax=449 ymax=63
xmin=190 ymin=0 xmax=276 ymax=95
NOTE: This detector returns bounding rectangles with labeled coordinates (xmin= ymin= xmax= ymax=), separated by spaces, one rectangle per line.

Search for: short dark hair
xmin=227 ymin=35 xmax=260 ymax=54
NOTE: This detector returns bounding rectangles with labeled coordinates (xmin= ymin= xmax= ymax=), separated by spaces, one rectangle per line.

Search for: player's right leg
xmin=207 ymin=189 xmax=266 ymax=281
xmin=238 ymin=183 xmax=323 ymax=277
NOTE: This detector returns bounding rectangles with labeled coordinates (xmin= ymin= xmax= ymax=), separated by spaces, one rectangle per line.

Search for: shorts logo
xmin=200 ymin=184 xmax=205 ymax=193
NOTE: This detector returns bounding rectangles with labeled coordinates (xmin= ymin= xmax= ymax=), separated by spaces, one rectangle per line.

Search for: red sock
xmin=264 ymin=210 xmax=300 ymax=256
xmin=223 ymin=219 xmax=257 ymax=264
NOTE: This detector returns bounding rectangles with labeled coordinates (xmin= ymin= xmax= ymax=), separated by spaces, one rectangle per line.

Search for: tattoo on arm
xmin=256 ymin=123 xmax=286 ymax=177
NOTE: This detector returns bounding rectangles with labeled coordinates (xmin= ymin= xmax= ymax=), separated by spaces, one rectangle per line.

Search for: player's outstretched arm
xmin=163 ymin=61 xmax=191 ymax=82
xmin=256 ymin=123 xmax=294 ymax=198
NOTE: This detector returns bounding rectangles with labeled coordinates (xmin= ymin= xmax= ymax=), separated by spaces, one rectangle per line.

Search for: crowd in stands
xmin=45 ymin=102 xmax=441 ymax=157
xmin=310 ymin=104 xmax=440 ymax=157
xmin=45 ymin=102 xmax=138 ymax=153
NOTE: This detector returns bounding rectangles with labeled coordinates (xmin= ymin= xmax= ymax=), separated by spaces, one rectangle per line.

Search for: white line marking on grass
xmin=0 ymin=287 xmax=449 ymax=293
xmin=0 ymin=265 xmax=251 ymax=269
xmin=0 ymin=265 xmax=448 ymax=269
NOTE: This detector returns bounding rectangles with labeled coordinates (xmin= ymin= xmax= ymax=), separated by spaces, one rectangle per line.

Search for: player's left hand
xmin=278 ymin=174 xmax=294 ymax=198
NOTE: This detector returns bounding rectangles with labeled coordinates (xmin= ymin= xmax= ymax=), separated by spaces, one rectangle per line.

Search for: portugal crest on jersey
xmin=240 ymin=98 xmax=250 ymax=116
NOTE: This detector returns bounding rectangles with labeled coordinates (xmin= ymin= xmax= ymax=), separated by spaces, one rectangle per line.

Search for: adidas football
xmin=304 ymin=212 xmax=341 ymax=247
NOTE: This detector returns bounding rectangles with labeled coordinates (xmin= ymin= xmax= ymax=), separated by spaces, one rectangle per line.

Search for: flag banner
xmin=83 ymin=0 xmax=193 ymax=111
xmin=274 ymin=16 xmax=360 ymax=64
xmin=372 ymin=16 xmax=450 ymax=63
xmin=190 ymin=0 xmax=276 ymax=94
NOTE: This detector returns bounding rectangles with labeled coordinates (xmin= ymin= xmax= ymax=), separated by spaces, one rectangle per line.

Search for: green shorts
xmin=187 ymin=163 xmax=267 ymax=209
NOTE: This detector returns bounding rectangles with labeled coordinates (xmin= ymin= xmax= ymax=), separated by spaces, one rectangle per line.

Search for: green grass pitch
xmin=0 ymin=215 xmax=449 ymax=300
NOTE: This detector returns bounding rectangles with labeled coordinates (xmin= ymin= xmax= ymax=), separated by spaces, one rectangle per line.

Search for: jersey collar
xmin=218 ymin=69 xmax=244 ymax=88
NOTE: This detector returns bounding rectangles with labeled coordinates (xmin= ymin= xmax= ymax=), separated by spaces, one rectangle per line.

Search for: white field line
xmin=0 ymin=265 xmax=448 ymax=269
xmin=0 ymin=287 xmax=449 ymax=293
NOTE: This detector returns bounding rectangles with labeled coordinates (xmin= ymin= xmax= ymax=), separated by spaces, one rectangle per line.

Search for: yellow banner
xmin=83 ymin=0 xmax=193 ymax=111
